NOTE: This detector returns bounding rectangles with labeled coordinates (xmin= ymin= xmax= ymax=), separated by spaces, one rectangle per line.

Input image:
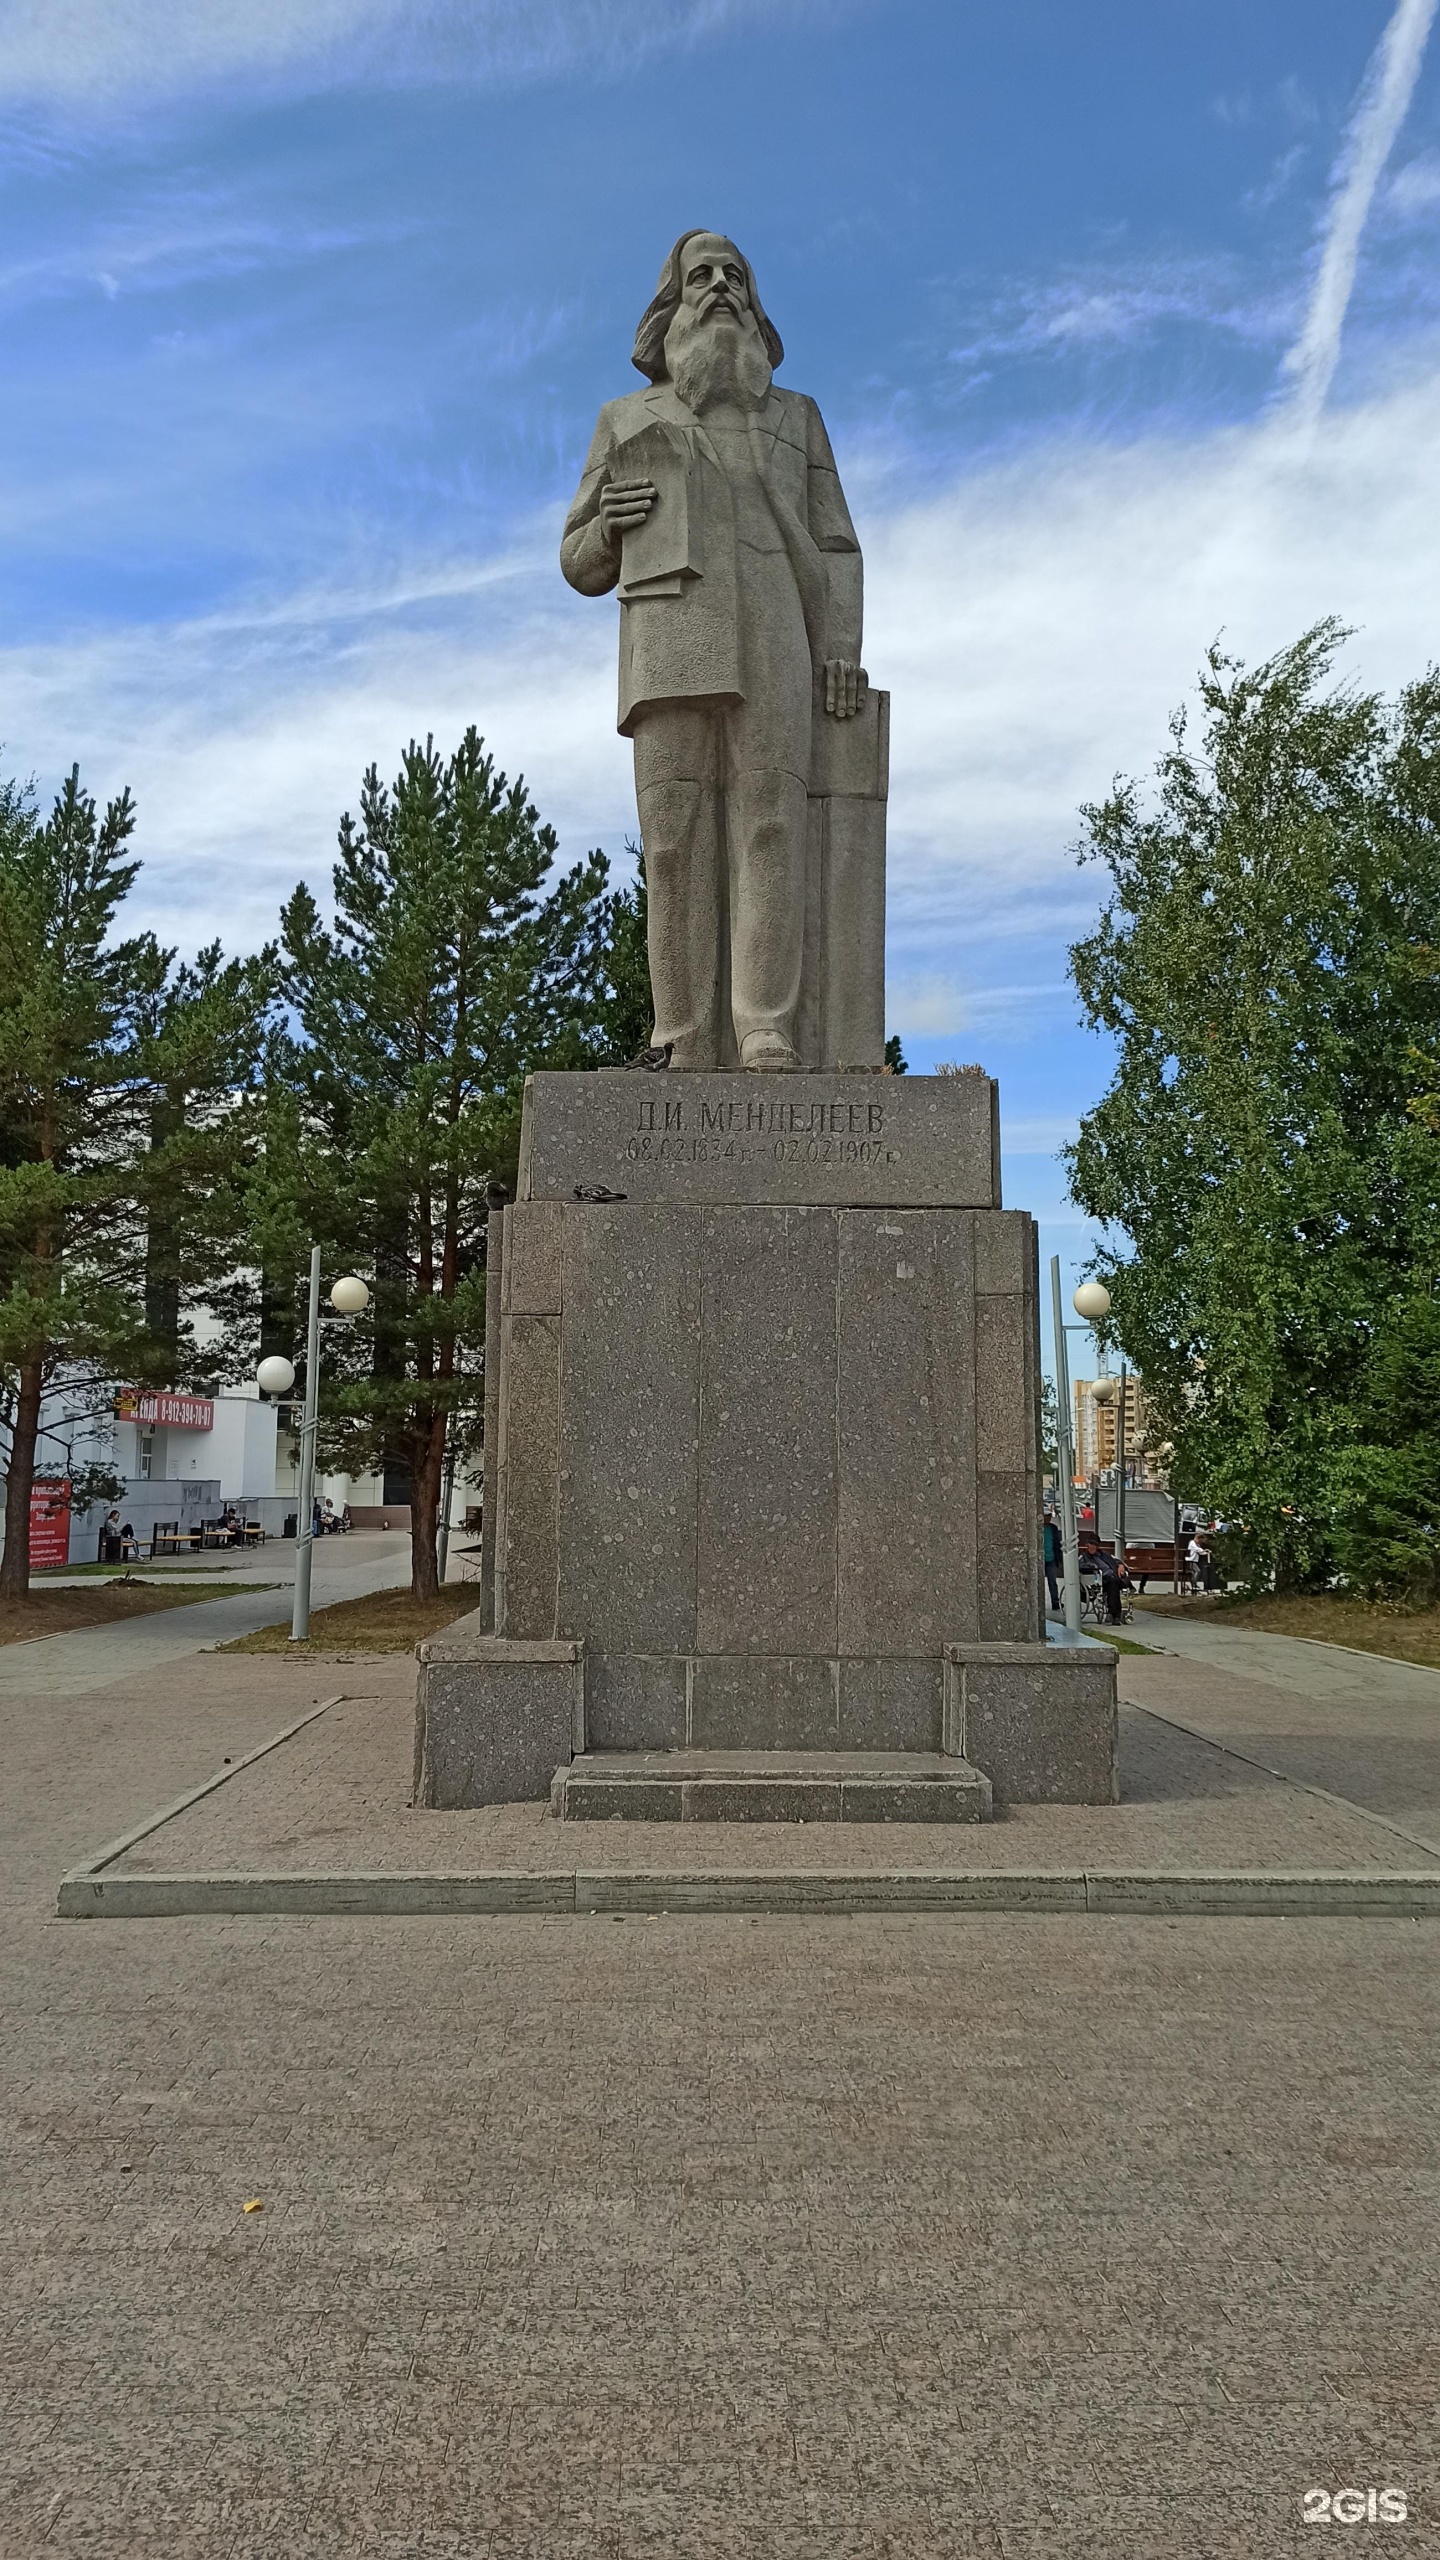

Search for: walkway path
xmin=0 ymin=1531 xmax=413 ymax=1698
xmin=1127 ymin=1600 xmax=1440 ymax=1702
xmin=1125 ymin=1608 xmax=1440 ymax=1841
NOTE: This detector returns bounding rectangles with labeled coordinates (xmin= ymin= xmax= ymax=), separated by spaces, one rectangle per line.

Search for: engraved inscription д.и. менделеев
xmin=516 ymin=1071 xmax=1000 ymax=1209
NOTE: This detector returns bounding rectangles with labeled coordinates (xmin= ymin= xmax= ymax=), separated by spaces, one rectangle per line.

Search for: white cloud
xmin=0 ymin=205 xmax=400 ymax=313
xmin=945 ymin=257 xmax=1288 ymax=379
xmin=1243 ymin=144 xmax=1307 ymax=216
xmin=0 ymin=0 xmax=399 ymax=99
xmin=1385 ymin=151 xmax=1440 ymax=218
xmin=0 ymin=547 xmax=631 ymax=948
xmin=999 ymin=1117 xmax=1081 ymax=1157
xmin=882 ymin=972 xmax=969 ymax=1036
xmin=0 ymin=0 xmax=818 ymax=107
xmin=1281 ymin=0 xmax=1438 ymax=428
xmin=884 ymin=972 xmax=1068 ymax=1039
xmin=8 ymin=353 xmax=1440 ymax=1000
xmin=868 ymin=352 xmax=1440 ymax=972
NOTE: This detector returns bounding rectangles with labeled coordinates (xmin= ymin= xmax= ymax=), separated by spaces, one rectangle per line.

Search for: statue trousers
xmin=630 ymin=562 xmax=813 ymax=1068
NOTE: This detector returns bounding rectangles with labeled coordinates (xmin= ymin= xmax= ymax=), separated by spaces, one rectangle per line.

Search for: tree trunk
xmin=0 ymin=1358 xmax=43 ymax=1603
xmin=144 ymin=1092 xmax=183 ymax=1367
xmin=409 ymin=1411 xmax=445 ymax=1602
xmin=1273 ymin=1526 xmax=1305 ymax=1596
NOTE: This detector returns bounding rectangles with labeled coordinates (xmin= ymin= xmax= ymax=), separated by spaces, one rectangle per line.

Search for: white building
xmin=6 ymin=1376 xmax=427 ymax=1566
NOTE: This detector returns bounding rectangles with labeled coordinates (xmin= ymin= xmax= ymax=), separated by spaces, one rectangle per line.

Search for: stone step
xmin=550 ymin=1749 xmax=993 ymax=1825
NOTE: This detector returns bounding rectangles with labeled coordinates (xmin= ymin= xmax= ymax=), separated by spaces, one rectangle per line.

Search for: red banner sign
xmin=114 ymin=1389 xmax=215 ymax=1431
xmin=29 ymin=1478 xmax=71 ymax=1570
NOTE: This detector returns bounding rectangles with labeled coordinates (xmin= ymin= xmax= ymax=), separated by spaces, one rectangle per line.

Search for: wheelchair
xmin=1079 ymin=1564 xmax=1134 ymax=1628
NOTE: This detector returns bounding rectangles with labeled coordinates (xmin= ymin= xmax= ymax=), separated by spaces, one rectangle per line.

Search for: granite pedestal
xmin=412 ymin=1069 xmax=1118 ymax=1815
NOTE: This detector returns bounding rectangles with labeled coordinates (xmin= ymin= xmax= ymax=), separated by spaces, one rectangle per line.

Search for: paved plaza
xmin=0 ymin=1533 xmax=417 ymax=1699
xmin=77 ymin=1648 xmax=1440 ymax=1895
xmin=3 ymin=1595 xmax=1439 ymax=2555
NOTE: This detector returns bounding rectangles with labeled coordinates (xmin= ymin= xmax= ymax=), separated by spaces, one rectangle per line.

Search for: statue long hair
xmin=631 ymin=232 xmax=784 ymax=384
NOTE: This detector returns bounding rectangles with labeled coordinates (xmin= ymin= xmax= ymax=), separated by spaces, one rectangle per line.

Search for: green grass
xmin=33 ymin=1560 xmax=255 ymax=1579
xmin=220 ymin=1586 xmax=476 ymax=1655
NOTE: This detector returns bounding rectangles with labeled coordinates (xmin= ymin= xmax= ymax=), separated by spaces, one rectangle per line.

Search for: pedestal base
xmin=413 ymin=1072 xmax=1119 ymax=1814
xmin=551 ymin=1748 xmax=994 ymax=1823
xmin=413 ymin=1632 xmax=583 ymax=1811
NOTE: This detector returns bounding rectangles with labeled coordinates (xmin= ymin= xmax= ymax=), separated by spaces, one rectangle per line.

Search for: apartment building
xmin=1073 ymin=1371 xmax=1155 ymax=1480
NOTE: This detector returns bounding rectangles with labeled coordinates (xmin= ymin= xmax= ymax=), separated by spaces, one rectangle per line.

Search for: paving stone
xmin=6 ymin=1647 xmax=1440 ymax=2557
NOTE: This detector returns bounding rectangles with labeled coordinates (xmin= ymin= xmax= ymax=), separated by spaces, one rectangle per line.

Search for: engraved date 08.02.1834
xmin=627 ymin=1093 xmax=898 ymax=1168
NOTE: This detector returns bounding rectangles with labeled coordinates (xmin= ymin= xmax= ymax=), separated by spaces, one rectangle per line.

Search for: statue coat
xmin=560 ymin=381 xmax=862 ymax=738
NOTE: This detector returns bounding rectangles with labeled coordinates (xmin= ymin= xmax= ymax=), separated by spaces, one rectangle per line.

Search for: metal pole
xmin=436 ymin=1421 xmax=457 ymax=1585
xmin=1115 ymin=1365 xmax=1128 ymax=1572
xmin=1049 ymin=1256 xmax=1081 ymax=1632
xmin=291 ymin=1244 xmax=321 ymax=1643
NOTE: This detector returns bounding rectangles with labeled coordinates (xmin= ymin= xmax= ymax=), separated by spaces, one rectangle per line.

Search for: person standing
xmin=1042 ymin=1509 xmax=1062 ymax=1612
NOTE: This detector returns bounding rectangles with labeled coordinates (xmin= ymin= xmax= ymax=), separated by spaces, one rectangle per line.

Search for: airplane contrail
xmin=1283 ymin=0 xmax=1438 ymax=429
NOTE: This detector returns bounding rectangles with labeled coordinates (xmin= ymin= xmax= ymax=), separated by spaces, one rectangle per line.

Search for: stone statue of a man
xmin=561 ymin=230 xmax=880 ymax=1072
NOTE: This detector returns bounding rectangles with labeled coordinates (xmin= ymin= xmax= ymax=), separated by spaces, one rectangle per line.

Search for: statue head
xmin=631 ymin=231 xmax=785 ymax=402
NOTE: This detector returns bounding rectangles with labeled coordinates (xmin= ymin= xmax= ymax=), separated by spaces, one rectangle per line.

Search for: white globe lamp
xmin=1090 ymin=1376 xmax=1117 ymax=1406
xmin=1073 ymin=1280 xmax=1111 ymax=1321
xmin=330 ymin=1276 xmax=370 ymax=1315
xmin=257 ymin=1355 xmax=296 ymax=1397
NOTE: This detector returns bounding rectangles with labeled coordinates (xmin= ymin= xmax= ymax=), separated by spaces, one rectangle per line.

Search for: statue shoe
xmin=739 ymin=1030 xmax=801 ymax=1072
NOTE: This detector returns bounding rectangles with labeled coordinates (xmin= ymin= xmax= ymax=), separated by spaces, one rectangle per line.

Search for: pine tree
xmin=0 ymin=769 xmax=147 ymax=1597
xmin=272 ymin=728 xmax=625 ymax=1600
xmin=0 ymin=770 xmax=277 ymax=1598
xmin=127 ymin=937 xmax=280 ymax=1378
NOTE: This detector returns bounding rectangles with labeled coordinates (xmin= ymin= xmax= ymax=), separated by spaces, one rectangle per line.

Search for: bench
xmin=149 ymin=1522 xmax=197 ymax=1557
xmin=1122 ymin=1541 xmax=1188 ymax=1594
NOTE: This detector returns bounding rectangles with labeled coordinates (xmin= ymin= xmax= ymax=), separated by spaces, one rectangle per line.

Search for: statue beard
xmin=663 ymin=301 xmax=772 ymax=414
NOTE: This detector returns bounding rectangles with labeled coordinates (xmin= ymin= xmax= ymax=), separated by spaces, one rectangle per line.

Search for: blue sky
xmin=4 ymin=0 xmax=1440 ymax=1325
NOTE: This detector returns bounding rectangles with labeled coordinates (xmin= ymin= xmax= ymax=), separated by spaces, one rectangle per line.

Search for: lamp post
xmin=435 ymin=1420 xmax=459 ymax=1587
xmin=1116 ymin=1364 xmax=1128 ymax=1565
xmin=1050 ymin=1266 xmax=1112 ymax=1633
xmin=1049 ymin=1259 xmax=1079 ymax=1628
xmin=256 ymin=1249 xmax=369 ymax=1642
